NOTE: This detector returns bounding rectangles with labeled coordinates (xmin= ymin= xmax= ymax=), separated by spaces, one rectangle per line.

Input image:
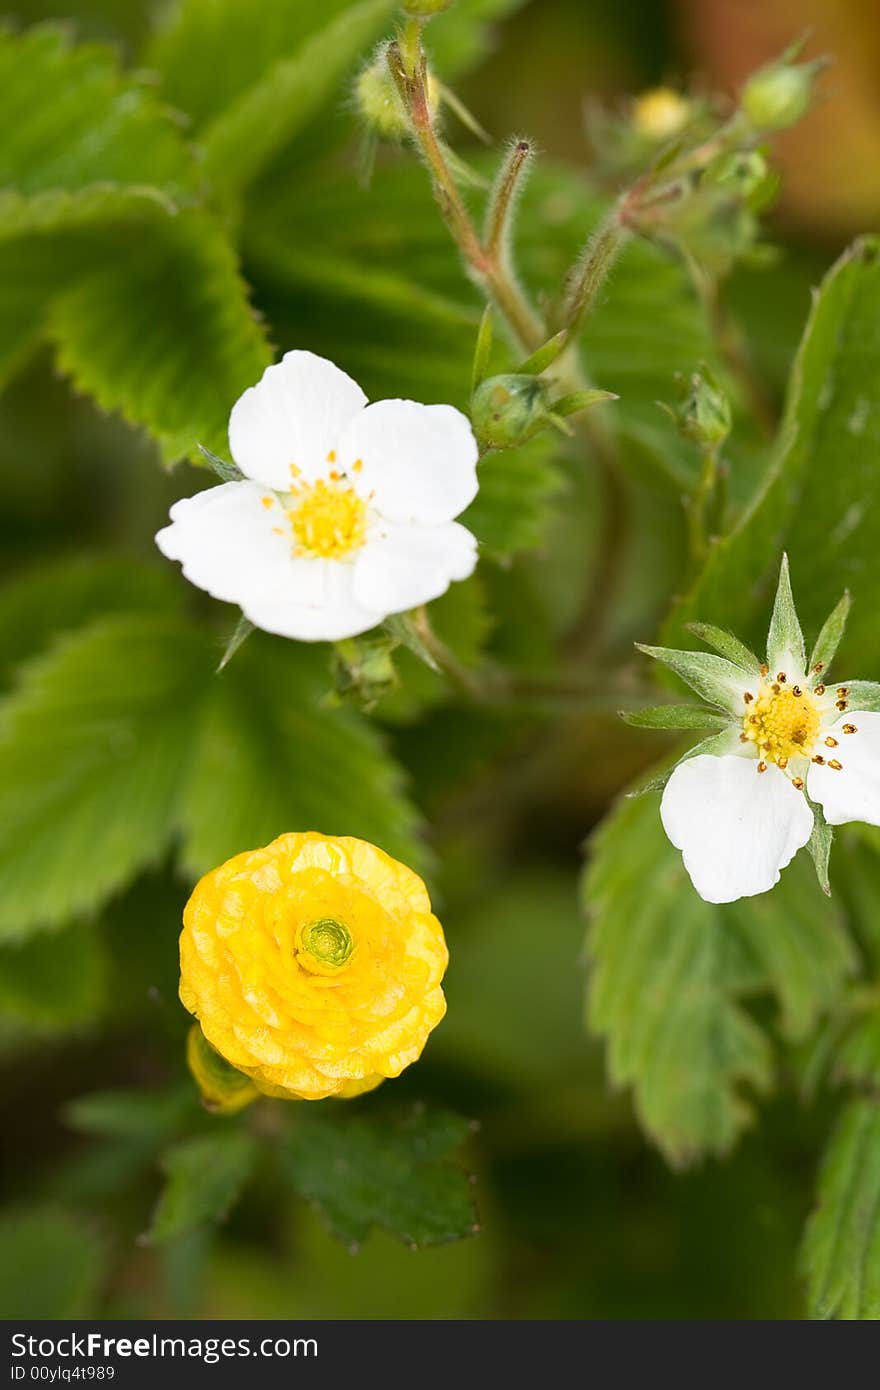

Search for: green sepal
xmin=627 ymin=728 xmax=739 ymax=796
xmin=809 ymin=592 xmax=850 ymax=677
xmin=216 ymin=615 xmax=254 ymax=673
xmin=551 ymin=388 xmax=618 ymax=417
xmin=685 ymin=621 xmax=763 ymax=677
xmin=806 ymin=797 xmax=834 ymax=897
xmin=517 ymin=330 xmax=569 ymax=376
xmin=470 ymin=304 xmax=494 ymax=397
xmin=198 ymin=444 xmax=244 ymax=482
xmin=620 ymin=704 xmax=731 ymax=731
xmin=766 ymin=553 xmax=806 ymax=673
xmin=835 ymin=681 xmax=880 ymax=713
xmin=635 ymin=643 xmax=745 ymax=713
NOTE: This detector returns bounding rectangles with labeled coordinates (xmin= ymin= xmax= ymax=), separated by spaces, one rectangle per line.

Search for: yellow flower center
xmin=742 ymin=682 xmax=820 ymax=765
xmin=287 ymin=479 xmax=368 ymax=560
xmin=296 ymin=917 xmax=354 ymax=973
xmin=632 ymin=88 xmax=691 ymax=140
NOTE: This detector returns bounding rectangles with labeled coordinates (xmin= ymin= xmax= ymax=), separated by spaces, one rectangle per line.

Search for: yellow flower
xmin=179 ymin=832 xmax=448 ymax=1101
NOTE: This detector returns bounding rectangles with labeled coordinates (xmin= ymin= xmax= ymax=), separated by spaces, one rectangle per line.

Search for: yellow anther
xmin=741 ymin=680 xmax=821 ymax=767
xmin=287 ymin=478 xmax=368 ymax=560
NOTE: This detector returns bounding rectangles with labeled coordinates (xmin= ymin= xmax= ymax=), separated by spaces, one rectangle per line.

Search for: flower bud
xmin=356 ymin=55 xmax=439 ymax=139
xmin=331 ymin=634 xmax=399 ymax=708
xmin=666 ymin=367 xmax=731 ymax=449
xmin=186 ymin=1024 xmax=258 ymax=1115
xmin=632 ymin=87 xmax=692 ymax=142
xmin=741 ymin=58 xmax=823 ymax=132
xmin=471 ymin=374 xmax=548 ymax=449
xmin=702 ymin=149 xmax=769 ymax=200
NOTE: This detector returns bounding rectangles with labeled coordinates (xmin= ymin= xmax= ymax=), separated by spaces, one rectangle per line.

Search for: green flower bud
xmin=741 ymin=58 xmax=823 ymax=132
xmin=186 ymin=1024 xmax=258 ymax=1115
xmin=403 ymin=0 xmax=454 ymax=15
xmin=702 ymin=149 xmax=769 ymax=199
xmin=666 ymin=367 xmax=731 ymax=449
xmin=331 ymin=633 xmax=399 ymax=709
xmin=471 ymin=374 xmax=548 ymax=449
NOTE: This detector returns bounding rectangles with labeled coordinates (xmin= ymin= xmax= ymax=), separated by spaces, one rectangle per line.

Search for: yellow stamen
xmin=287 ymin=478 xmax=368 ymax=560
xmin=741 ymin=679 xmax=821 ymax=767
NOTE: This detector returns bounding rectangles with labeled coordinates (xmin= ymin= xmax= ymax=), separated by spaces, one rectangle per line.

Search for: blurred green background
xmin=1 ymin=0 xmax=879 ymax=1320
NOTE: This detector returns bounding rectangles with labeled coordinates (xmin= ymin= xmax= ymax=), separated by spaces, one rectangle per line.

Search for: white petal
xmin=241 ymin=562 xmax=382 ymax=642
xmin=228 ymin=350 xmax=367 ymax=490
xmin=338 ymin=399 xmax=478 ymax=524
xmin=156 ymin=481 xmax=294 ymax=606
xmin=352 ymin=521 xmax=477 ymax=614
xmin=808 ymin=711 xmax=880 ymax=827
xmin=660 ymin=754 xmax=813 ymax=904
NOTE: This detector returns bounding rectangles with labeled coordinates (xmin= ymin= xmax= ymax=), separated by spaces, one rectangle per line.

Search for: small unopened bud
xmin=631 ymin=87 xmax=692 ymax=141
xmin=741 ymin=57 xmax=824 ymax=132
xmin=471 ymin=374 xmax=548 ymax=449
xmin=703 ymin=149 xmax=769 ymax=199
xmin=186 ymin=1025 xmax=258 ymax=1115
xmin=665 ymin=366 xmax=731 ymax=448
xmin=403 ymin=0 xmax=454 ymax=15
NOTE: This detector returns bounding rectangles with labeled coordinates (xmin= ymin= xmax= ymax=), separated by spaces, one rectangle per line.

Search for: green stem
xmin=484 ymin=138 xmax=533 ymax=264
xmin=559 ymin=208 xmax=629 ymax=338
xmin=387 ymin=42 xmax=544 ymax=353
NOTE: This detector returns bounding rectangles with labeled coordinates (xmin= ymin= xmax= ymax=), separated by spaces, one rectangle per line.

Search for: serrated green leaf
xmin=462 ymin=437 xmax=564 ymax=555
xmin=0 ymin=24 xmax=196 ymax=198
xmin=0 ymin=1205 xmax=105 ymax=1319
xmin=801 ymin=1098 xmax=880 ymax=1319
xmin=149 ymin=1132 xmax=259 ymax=1244
xmin=0 ymin=616 xmax=205 ymax=941
xmin=48 ymin=209 xmax=272 ymax=462
xmin=809 ymin=592 xmax=851 ymax=677
xmin=0 ymin=923 xmax=106 ymax=1029
xmin=766 ymin=553 xmax=805 ymax=673
xmin=685 ymin=621 xmax=763 ymax=676
xmin=0 ymin=556 xmax=181 ymax=689
xmin=284 ymin=1106 xmax=477 ymax=1248
xmin=834 ymin=1010 xmax=880 ymax=1092
xmin=178 ymin=632 xmax=425 ymax=878
xmin=199 ymin=1 xmax=397 ymax=197
xmin=636 ymin=644 xmax=746 ymax=713
xmin=666 ymin=238 xmax=880 ymax=668
xmin=584 ymin=789 xmax=773 ymax=1166
xmin=621 ymin=703 xmax=730 ymax=731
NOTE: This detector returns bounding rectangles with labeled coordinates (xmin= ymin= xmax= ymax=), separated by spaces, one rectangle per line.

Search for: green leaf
xmin=0 ymin=923 xmax=106 ymax=1029
xmin=199 ymin=1 xmax=398 ymax=197
xmin=178 ymin=633 xmax=425 ymax=879
xmin=584 ymin=789 xmax=773 ymax=1166
xmin=462 ymin=437 xmax=564 ymax=556
xmin=65 ymin=1087 xmax=193 ymax=1144
xmin=635 ymin=644 xmax=745 ymax=713
xmin=834 ymin=1010 xmax=880 ymax=1092
xmin=0 ymin=24 xmax=196 ymax=198
xmin=810 ymin=591 xmax=851 ymax=677
xmin=0 ymin=616 xmax=205 ymax=941
xmin=620 ymin=703 xmax=731 ymax=731
xmin=0 ymin=556 xmax=182 ymax=689
xmin=0 ymin=188 xmax=273 ymax=463
xmin=149 ymin=1132 xmax=259 ymax=1244
xmin=48 ymin=209 xmax=272 ymax=462
xmin=766 ymin=553 xmax=805 ymax=673
xmin=801 ymin=1098 xmax=880 ymax=1320
xmin=666 ymin=239 xmax=880 ymax=669
xmin=685 ymin=621 xmax=763 ymax=676
xmin=0 ymin=1205 xmax=105 ymax=1318
xmin=284 ymin=1106 xmax=478 ymax=1249
xmin=728 ymin=858 xmax=855 ymax=1041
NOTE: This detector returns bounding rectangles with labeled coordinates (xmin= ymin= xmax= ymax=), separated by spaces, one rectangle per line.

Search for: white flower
xmin=637 ymin=557 xmax=880 ymax=904
xmin=156 ymin=351 xmax=479 ymax=641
